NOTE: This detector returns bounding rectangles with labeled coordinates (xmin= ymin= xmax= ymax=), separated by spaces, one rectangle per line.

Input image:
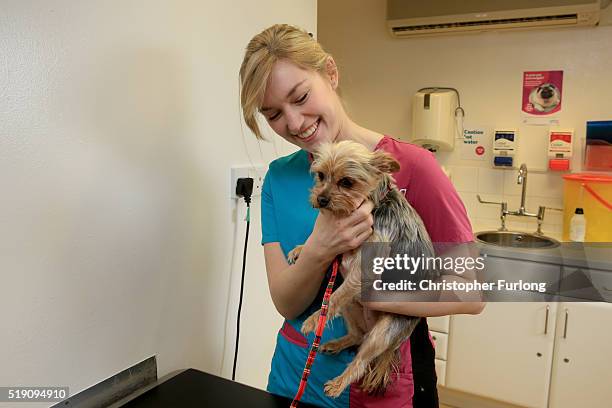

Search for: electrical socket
xmin=230 ymin=165 xmax=266 ymax=199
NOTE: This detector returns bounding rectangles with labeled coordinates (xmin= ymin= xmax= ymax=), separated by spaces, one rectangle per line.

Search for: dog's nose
xmin=540 ymin=88 xmax=553 ymax=98
xmin=317 ymin=196 xmax=330 ymax=208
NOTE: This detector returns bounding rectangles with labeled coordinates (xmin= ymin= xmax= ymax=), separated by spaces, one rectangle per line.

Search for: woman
xmin=239 ymin=24 xmax=484 ymax=407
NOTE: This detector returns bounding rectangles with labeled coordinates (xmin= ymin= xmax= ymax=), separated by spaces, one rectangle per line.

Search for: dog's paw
xmin=301 ymin=313 xmax=318 ymax=335
xmin=287 ymin=245 xmax=303 ymax=265
xmin=324 ymin=378 xmax=346 ymax=398
xmin=320 ymin=343 xmax=342 ymax=355
xmin=320 ymin=339 xmax=349 ymax=354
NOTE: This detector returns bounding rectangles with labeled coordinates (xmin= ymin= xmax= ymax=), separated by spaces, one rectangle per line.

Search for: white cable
xmin=455 ymin=107 xmax=465 ymax=140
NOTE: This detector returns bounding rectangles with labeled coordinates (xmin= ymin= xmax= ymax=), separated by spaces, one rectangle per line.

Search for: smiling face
xmin=260 ymin=59 xmax=344 ymax=152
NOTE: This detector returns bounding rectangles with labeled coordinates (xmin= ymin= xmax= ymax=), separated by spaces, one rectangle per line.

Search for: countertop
xmin=118 ymin=369 xmax=318 ymax=408
xmin=476 ymin=240 xmax=612 ymax=271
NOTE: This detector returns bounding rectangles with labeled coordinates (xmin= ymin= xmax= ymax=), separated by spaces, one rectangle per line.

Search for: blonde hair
xmin=239 ymin=24 xmax=332 ymax=140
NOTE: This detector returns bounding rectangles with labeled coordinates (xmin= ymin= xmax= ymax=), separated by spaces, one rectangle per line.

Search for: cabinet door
xmin=446 ymin=303 xmax=557 ymax=408
xmin=549 ymin=302 xmax=612 ymax=408
xmin=430 ymin=331 xmax=448 ymax=360
xmin=428 ymin=315 xmax=450 ymax=333
xmin=435 ymin=359 xmax=446 ymax=386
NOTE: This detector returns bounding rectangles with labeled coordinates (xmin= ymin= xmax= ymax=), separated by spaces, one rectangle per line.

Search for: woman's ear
xmin=326 ymin=57 xmax=339 ymax=90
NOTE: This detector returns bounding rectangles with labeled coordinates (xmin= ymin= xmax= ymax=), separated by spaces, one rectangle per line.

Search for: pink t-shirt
xmin=376 ymin=136 xmax=473 ymax=243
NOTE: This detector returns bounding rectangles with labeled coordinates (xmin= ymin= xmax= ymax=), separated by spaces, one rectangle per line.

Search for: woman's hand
xmin=263 ymin=200 xmax=375 ymax=320
xmin=304 ymin=200 xmax=375 ymax=264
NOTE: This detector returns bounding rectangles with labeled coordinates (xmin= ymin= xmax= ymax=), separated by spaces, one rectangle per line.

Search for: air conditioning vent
xmin=387 ymin=0 xmax=601 ymax=38
xmin=392 ymin=14 xmax=579 ymax=34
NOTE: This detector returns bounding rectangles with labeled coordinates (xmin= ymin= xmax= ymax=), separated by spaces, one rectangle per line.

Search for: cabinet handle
xmin=563 ymin=309 xmax=569 ymax=339
xmin=544 ymin=305 xmax=550 ymax=335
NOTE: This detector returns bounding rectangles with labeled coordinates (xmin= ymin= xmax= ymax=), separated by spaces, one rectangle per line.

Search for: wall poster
xmin=522 ymin=70 xmax=563 ymax=116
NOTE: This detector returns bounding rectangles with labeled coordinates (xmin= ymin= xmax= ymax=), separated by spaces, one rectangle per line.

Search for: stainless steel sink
xmin=475 ymin=231 xmax=560 ymax=249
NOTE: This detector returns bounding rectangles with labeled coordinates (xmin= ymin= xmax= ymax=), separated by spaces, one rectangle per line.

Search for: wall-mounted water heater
xmin=411 ymin=88 xmax=461 ymax=152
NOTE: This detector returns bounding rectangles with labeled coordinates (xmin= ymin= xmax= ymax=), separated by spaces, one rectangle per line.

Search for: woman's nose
xmin=285 ymin=109 xmax=304 ymax=136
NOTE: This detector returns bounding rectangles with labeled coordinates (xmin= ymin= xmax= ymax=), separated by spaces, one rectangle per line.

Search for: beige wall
xmin=0 ymin=1 xmax=314 ymax=402
xmin=319 ymin=0 xmax=612 ymax=235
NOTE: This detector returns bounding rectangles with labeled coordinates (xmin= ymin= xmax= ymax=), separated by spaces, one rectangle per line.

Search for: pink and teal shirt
xmin=261 ymin=136 xmax=473 ymax=407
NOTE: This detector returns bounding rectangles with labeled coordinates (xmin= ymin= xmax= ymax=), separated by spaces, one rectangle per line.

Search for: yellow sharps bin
xmin=562 ymin=173 xmax=612 ymax=242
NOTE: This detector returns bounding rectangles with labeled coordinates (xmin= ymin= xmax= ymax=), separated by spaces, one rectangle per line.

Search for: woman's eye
xmin=268 ymin=112 xmax=281 ymax=121
xmin=296 ymin=92 xmax=309 ymax=104
xmin=338 ymin=178 xmax=353 ymax=188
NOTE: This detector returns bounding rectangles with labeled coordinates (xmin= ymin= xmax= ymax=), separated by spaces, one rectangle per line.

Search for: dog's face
xmin=309 ymin=141 xmax=400 ymax=216
xmin=529 ymin=83 xmax=560 ymax=111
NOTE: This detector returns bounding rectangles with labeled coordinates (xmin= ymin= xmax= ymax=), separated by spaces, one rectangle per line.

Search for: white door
xmin=446 ymin=302 xmax=558 ymax=408
xmin=548 ymin=302 xmax=612 ymax=408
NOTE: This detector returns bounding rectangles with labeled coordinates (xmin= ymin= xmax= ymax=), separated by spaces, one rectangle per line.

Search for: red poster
xmin=522 ymin=71 xmax=563 ymax=115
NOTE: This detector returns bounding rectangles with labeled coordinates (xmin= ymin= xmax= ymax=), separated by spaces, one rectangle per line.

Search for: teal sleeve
xmin=261 ymin=170 xmax=279 ymax=245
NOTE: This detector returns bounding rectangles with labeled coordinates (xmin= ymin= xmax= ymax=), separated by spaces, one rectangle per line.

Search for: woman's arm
xmin=364 ymin=300 xmax=486 ymax=317
xmin=364 ymin=243 xmax=487 ymax=317
xmin=264 ymin=201 xmax=375 ymax=320
xmin=264 ymin=243 xmax=331 ymax=320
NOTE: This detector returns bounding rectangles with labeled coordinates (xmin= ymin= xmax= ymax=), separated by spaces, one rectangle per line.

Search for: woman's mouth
xmin=296 ymin=119 xmax=320 ymax=143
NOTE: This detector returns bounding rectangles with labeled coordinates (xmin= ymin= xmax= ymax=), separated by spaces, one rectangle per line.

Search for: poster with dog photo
xmin=522 ymin=70 xmax=563 ymax=115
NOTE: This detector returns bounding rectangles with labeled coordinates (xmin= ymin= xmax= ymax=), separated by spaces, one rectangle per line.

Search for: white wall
xmin=0 ymin=0 xmax=314 ymax=404
xmin=319 ymin=0 xmax=612 ymax=236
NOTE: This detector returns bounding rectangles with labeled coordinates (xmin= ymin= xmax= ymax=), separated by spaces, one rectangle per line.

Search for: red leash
xmin=290 ymin=257 xmax=341 ymax=407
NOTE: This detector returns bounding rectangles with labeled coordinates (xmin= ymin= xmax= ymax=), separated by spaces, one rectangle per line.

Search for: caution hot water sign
xmin=461 ymin=128 xmax=487 ymax=161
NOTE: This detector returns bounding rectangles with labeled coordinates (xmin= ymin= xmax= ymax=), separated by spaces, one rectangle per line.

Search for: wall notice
xmin=522 ymin=70 xmax=563 ymax=116
xmin=461 ymin=128 xmax=487 ymax=161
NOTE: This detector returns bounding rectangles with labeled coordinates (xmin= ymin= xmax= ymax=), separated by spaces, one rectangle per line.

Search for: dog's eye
xmin=338 ymin=177 xmax=353 ymax=188
xmin=317 ymin=172 xmax=325 ymax=181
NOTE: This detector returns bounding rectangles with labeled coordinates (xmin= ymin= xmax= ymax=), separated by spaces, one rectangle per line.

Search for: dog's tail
xmin=360 ymin=317 xmax=421 ymax=395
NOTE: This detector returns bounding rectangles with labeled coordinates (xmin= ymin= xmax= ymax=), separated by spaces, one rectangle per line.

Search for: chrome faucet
xmin=477 ymin=164 xmax=560 ymax=235
xmin=509 ymin=163 xmax=538 ymax=219
xmin=517 ymin=163 xmax=528 ymax=212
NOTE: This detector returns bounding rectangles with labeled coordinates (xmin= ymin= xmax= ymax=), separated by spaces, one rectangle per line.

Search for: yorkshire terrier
xmin=288 ymin=140 xmax=438 ymax=397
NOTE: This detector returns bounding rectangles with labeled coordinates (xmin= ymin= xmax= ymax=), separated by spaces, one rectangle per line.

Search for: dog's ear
xmin=309 ymin=150 xmax=320 ymax=164
xmin=370 ymin=151 xmax=400 ymax=174
xmin=311 ymin=142 xmax=334 ymax=164
xmin=309 ymin=147 xmax=325 ymax=166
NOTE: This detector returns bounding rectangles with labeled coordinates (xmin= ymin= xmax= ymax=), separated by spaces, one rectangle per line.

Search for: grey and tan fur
xmin=288 ymin=140 xmax=438 ymax=397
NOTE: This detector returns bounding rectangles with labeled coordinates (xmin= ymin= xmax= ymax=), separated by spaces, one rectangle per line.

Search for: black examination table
xmin=120 ymin=368 xmax=318 ymax=407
